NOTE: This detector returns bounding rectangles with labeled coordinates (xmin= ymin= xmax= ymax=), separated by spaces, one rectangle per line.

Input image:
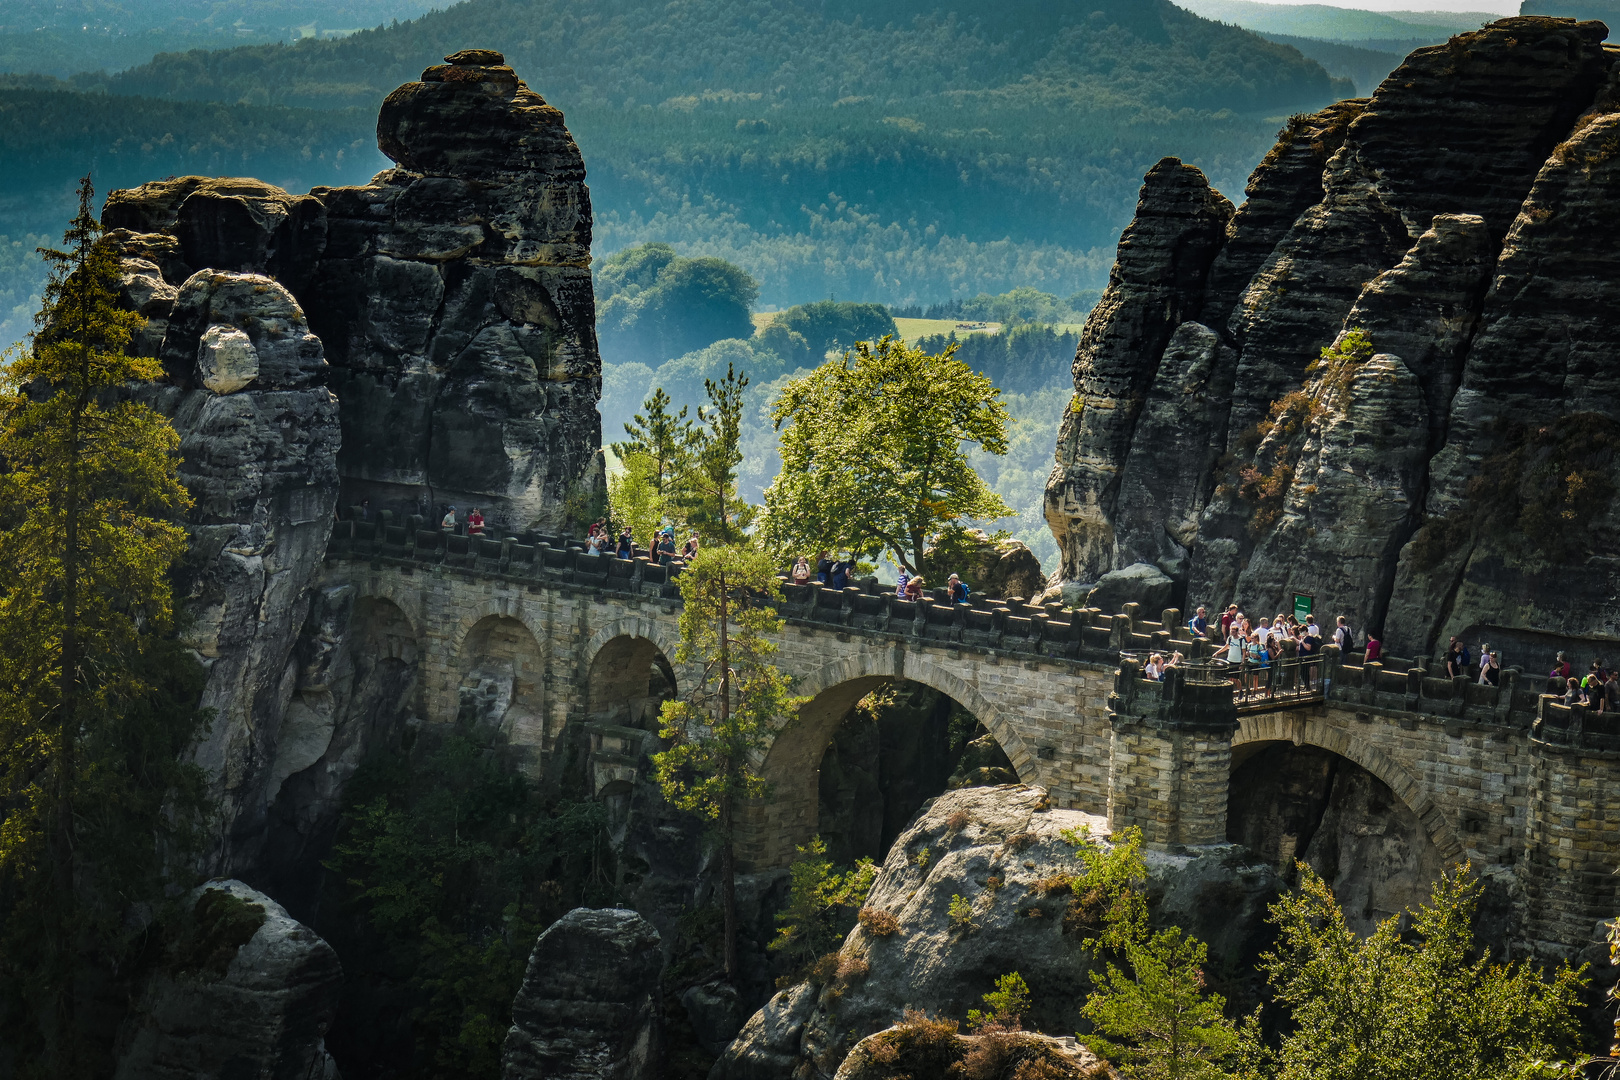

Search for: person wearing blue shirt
xmin=948 ymin=574 xmax=970 ymax=604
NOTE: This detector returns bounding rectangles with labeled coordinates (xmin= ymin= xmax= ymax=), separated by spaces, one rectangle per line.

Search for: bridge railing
xmin=1532 ymin=696 xmax=1620 ymax=753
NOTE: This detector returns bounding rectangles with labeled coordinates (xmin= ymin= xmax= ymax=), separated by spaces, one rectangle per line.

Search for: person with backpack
xmin=947 ymin=574 xmax=970 ymax=604
xmin=1188 ymin=606 xmax=1210 ymax=639
xmin=1333 ymin=615 xmax=1353 ymax=653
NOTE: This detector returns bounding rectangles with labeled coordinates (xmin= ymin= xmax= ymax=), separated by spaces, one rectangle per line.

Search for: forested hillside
xmin=0 ymin=0 xmax=1349 ymax=316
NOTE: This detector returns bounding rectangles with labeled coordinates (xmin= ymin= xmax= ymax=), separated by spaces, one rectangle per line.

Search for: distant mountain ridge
xmin=1175 ymin=0 xmax=1495 ymax=40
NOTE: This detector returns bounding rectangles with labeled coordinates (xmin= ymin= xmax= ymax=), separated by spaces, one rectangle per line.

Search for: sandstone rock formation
xmin=110 ymin=266 xmax=342 ymax=873
xmin=104 ymin=48 xmax=603 ymax=535
xmin=921 ymin=528 xmax=1046 ymax=600
xmin=714 ymin=785 xmax=1282 ymax=1080
xmin=834 ymin=1023 xmax=1109 ymax=1080
xmin=1043 ymin=16 xmax=1620 ymax=659
xmin=114 ymin=879 xmax=343 ymax=1080
xmin=101 ymin=49 xmax=603 ymax=875
xmin=501 ymin=907 xmax=663 ymax=1080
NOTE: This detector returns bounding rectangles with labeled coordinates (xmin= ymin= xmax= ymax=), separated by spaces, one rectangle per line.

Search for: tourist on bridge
xmin=1220 ymin=604 xmax=1238 ymax=639
xmin=616 ymin=527 xmax=634 ymax=559
xmin=1583 ymin=663 xmax=1607 ymax=711
xmin=441 ymin=505 xmax=456 ymax=532
xmin=1188 ymin=606 xmax=1210 ymax=639
xmin=682 ymin=533 xmax=699 ymax=559
xmin=948 ymin=574 xmax=970 ymax=604
xmin=1480 ymin=650 xmax=1501 ymax=687
xmin=1145 ymin=653 xmax=1166 ymax=681
xmin=1333 ymin=616 xmax=1353 ymax=652
xmin=815 ymin=550 xmax=833 ymax=583
xmin=1445 ymin=637 xmax=1469 ymax=678
xmin=791 ymin=556 xmax=812 ymax=585
xmin=467 ymin=508 xmax=485 ymax=537
xmin=1364 ymin=632 xmax=1382 ymax=664
xmin=903 ymin=575 xmax=925 ymax=602
xmin=896 ymin=566 xmax=911 ymax=596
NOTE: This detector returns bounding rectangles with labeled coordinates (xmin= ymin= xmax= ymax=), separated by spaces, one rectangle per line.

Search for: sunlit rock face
xmin=1044 ymin=16 xmax=1620 ymax=657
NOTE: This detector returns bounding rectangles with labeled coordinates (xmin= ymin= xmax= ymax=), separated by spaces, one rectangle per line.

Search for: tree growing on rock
xmin=0 ymin=176 xmax=208 ymax=1076
xmin=652 ymin=544 xmax=803 ymax=980
xmin=769 ymin=834 xmax=877 ymax=971
xmin=1245 ymin=865 xmax=1586 ymax=1080
xmin=760 ymin=336 xmax=1010 ymax=573
xmin=670 ymin=363 xmax=753 ymax=545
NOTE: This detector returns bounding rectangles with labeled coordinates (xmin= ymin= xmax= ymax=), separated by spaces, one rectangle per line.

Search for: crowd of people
xmin=582 ymin=520 xmax=699 ymax=563
xmin=787 ymin=553 xmax=975 ymax=605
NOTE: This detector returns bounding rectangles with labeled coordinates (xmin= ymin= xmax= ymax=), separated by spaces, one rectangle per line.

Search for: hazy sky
xmin=1238 ymin=0 xmax=1520 ymax=11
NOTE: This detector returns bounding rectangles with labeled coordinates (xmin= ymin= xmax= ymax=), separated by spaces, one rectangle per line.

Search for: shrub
xmin=770 ymin=836 xmax=878 ymax=970
xmin=1034 ymin=872 xmax=1075 ymax=896
xmin=967 ymin=971 xmax=1032 ymax=1032
xmin=949 ymin=894 xmax=977 ymax=932
xmin=946 ymin=810 xmax=972 ymax=833
xmin=858 ymin=907 xmax=902 ymax=937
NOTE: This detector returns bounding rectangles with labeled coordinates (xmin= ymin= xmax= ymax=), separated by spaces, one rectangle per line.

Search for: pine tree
xmin=0 ymin=176 xmax=204 ymax=1076
xmin=611 ymin=386 xmax=692 ymax=499
xmin=672 ymin=364 xmax=753 ymax=545
xmin=651 ymin=544 xmax=802 ymax=979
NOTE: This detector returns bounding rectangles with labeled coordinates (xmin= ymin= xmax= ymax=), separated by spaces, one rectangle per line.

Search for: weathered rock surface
xmin=104 ymin=48 xmax=603 ymax=535
xmin=501 ymin=907 xmax=663 ymax=1080
xmin=1044 ymin=159 xmax=1233 ymax=585
xmin=1083 ymin=562 xmax=1174 ymax=617
xmin=114 ymin=879 xmax=343 ymax=1080
xmin=922 ymin=528 xmax=1046 ymax=600
xmin=1044 ymin=16 xmax=1620 ymax=656
xmin=834 ymin=1024 xmax=1109 ymax=1080
xmin=109 ymin=265 xmax=342 ymax=873
xmin=714 ymin=785 xmax=1282 ymax=1080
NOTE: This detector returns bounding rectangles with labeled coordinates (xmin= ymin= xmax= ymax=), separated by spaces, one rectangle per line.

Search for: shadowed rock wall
xmin=1043 ymin=16 xmax=1620 ymax=657
xmin=101 ymin=50 xmax=601 ymax=874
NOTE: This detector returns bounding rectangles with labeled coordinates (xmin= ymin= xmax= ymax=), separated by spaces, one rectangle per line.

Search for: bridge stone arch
xmin=738 ymin=643 xmax=1038 ymax=871
xmin=1233 ymin=711 xmax=1464 ymax=861
xmin=580 ymin=616 xmax=685 ymax=730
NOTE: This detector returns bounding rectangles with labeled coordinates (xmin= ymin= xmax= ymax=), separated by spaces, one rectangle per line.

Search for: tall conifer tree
xmin=0 ymin=176 xmax=203 ymax=1076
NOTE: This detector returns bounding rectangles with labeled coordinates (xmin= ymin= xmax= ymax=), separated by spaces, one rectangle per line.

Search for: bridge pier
xmin=1105 ymin=660 xmax=1238 ymax=850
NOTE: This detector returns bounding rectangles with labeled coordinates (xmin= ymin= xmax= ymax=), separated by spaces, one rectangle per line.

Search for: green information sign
xmin=1293 ymin=593 xmax=1314 ymax=623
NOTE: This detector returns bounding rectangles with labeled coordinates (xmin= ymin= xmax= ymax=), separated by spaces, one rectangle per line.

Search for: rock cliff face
xmin=103 ymin=50 xmax=601 ymax=874
xmin=715 ymin=785 xmax=1282 ymax=1080
xmin=114 ymin=880 xmax=343 ymax=1080
xmin=501 ymin=907 xmax=664 ymax=1080
xmin=1043 ymin=16 xmax=1620 ymax=657
xmin=105 ymin=48 xmax=602 ymax=534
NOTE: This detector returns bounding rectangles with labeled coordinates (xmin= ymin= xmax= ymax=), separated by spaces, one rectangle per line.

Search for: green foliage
xmin=1083 ymin=927 xmax=1239 ymax=1080
xmin=165 ymin=890 xmax=268 ymax=981
xmin=761 ymin=336 xmax=1011 ymax=572
xmin=1061 ymin=825 xmax=1151 ymax=948
xmin=328 ymin=735 xmax=613 ymax=1076
xmin=915 ymin=323 xmax=1081 ymax=396
xmin=652 ymin=543 xmax=804 ymax=976
xmin=669 ymin=364 xmax=754 ymax=545
xmin=949 ymin=893 xmax=977 ymax=931
xmin=597 ymin=243 xmax=759 ymax=366
xmin=769 ymin=835 xmax=878 ymax=970
xmin=1248 ymin=865 xmax=1587 ymax=1080
xmin=770 ymin=301 xmax=898 ymax=361
xmin=968 ymin=971 xmax=1033 ymax=1031
xmin=0 ymin=180 xmax=206 ymax=1076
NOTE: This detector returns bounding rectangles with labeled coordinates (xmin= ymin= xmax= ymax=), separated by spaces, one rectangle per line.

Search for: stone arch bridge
xmin=322 ymin=526 xmax=1620 ymax=956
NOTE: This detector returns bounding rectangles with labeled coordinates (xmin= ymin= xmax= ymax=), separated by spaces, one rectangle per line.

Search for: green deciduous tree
xmin=652 ymin=544 xmax=803 ymax=980
xmin=1248 ymin=865 xmax=1587 ymax=1080
xmin=0 ymin=176 xmax=206 ymax=1077
xmin=761 ymin=336 xmax=1010 ymax=573
xmin=608 ymin=449 xmax=670 ymax=553
xmin=769 ymin=835 xmax=877 ymax=970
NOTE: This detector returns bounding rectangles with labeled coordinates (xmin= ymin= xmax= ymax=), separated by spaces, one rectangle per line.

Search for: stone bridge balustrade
xmin=314 ymin=528 xmax=1620 ymax=959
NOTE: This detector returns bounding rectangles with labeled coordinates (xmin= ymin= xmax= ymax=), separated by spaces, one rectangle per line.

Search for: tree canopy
xmin=761 ymin=336 xmax=1011 ymax=572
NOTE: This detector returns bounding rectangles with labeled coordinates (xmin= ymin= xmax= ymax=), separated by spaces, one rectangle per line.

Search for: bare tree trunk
xmin=718 ymin=579 xmax=738 ymax=981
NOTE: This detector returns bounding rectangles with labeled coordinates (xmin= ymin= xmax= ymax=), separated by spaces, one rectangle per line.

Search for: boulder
xmin=834 ymin=1024 xmax=1109 ymax=1080
xmin=714 ymin=785 xmax=1283 ymax=1080
xmin=681 ymin=980 xmax=744 ymax=1057
xmin=114 ymin=880 xmax=343 ymax=1080
xmin=1085 ymin=563 xmax=1173 ymax=616
xmin=921 ymin=528 xmax=1045 ymax=600
xmin=501 ymin=907 xmax=663 ymax=1080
